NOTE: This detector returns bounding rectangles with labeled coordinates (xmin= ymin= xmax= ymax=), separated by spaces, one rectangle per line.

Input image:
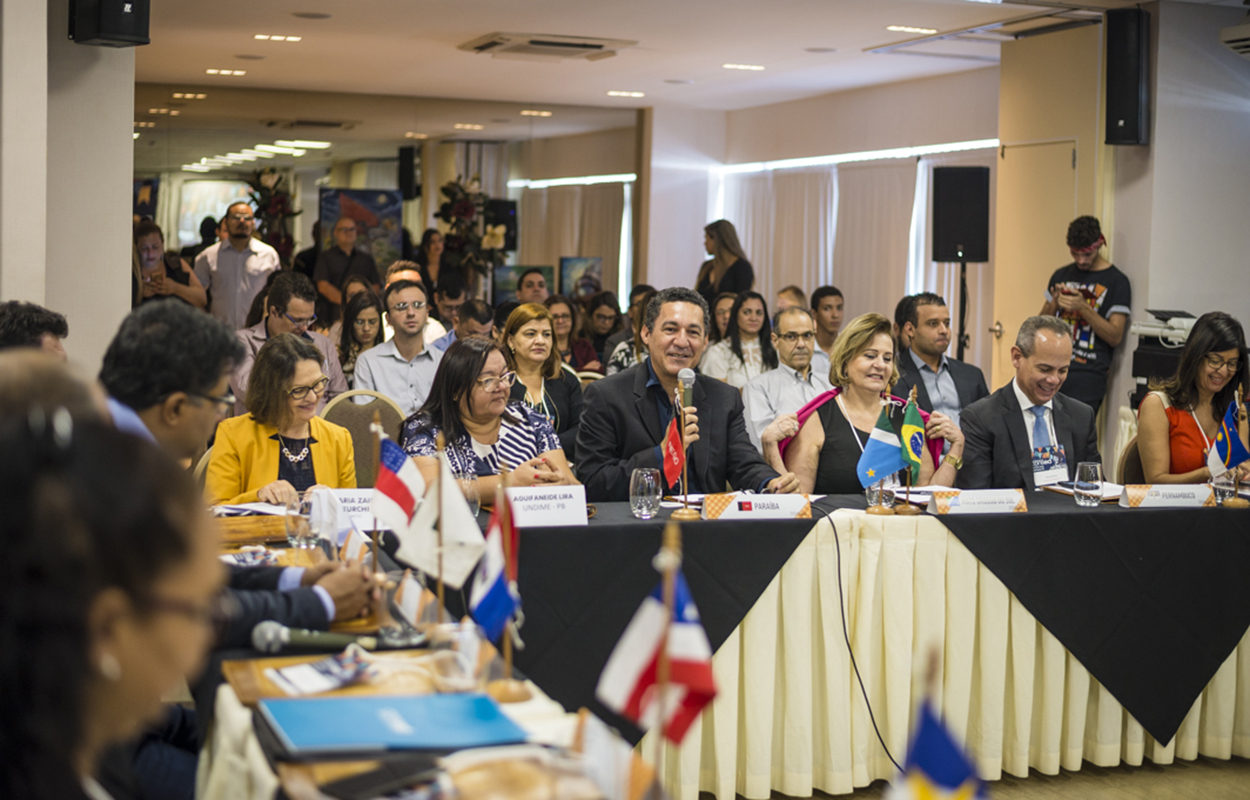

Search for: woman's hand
xmin=925 ymin=412 xmax=964 ymax=449
xmin=154 ymin=275 xmax=175 ymax=296
xmin=258 ymin=480 xmax=299 ymax=505
xmin=140 ymin=277 xmax=159 ymax=298
xmin=508 ymin=457 xmax=565 ymax=487
xmin=761 ymin=413 xmax=799 ymax=446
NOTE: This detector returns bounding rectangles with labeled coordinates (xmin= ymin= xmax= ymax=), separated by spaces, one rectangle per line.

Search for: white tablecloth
xmin=644 ymin=510 xmax=1250 ymax=798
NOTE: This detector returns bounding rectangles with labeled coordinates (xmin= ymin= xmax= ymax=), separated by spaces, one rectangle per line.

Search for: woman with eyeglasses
xmin=1138 ymin=312 xmax=1250 ymax=484
xmin=400 ymin=336 xmax=578 ymax=496
xmin=0 ymin=418 xmax=224 ymax=800
xmin=206 ymin=333 xmax=356 ymax=505
xmin=700 ymin=291 xmax=778 ymax=389
xmin=545 ymin=295 xmax=599 ymax=372
xmin=336 ymin=289 xmax=386 ymax=387
xmin=501 ymin=303 xmax=584 ymax=462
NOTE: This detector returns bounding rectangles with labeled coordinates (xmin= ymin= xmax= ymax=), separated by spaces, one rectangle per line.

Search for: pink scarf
xmin=776 ymin=388 xmax=945 ymax=467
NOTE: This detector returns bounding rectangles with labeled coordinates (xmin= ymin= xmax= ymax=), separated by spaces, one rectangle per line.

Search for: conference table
xmin=495 ymin=493 xmax=1250 ymax=799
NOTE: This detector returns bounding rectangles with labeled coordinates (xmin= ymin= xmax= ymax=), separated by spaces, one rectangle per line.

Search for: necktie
xmin=1030 ymin=405 xmax=1051 ymax=449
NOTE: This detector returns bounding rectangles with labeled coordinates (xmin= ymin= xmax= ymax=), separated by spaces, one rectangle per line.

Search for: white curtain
xmin=832 ymin=162 xmax=917 ymax=322
xmin=518 ymin=182 xmax=625 ymax=296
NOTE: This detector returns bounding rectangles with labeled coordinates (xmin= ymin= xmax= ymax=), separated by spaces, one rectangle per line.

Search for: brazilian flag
xmin=902 ymin=397 xmax=926 ymax=484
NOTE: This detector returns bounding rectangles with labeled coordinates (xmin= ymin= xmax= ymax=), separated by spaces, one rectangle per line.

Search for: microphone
xmin=251 ymin=620 xmax=378 ymax=654
xmin=678 ymin=368 xmax=696 ymax=408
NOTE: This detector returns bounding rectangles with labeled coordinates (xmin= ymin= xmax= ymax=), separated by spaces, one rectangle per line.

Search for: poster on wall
xmin=559 ymin=257 xmax=603 ymax=300
xmin=492 ymin=265 xmax=556 ymax=305
xmin=134 ymin=178 xmax=159 ymax=220
xmin=317 ymin=188 xmax=404 ymax=271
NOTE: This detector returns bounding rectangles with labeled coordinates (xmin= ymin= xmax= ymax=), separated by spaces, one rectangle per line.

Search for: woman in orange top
xmin=1138 ymin=312 xmax=1250 ymax=483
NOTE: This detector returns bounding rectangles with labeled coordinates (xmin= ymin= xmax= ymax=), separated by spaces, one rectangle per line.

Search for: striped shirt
xmin=401 ymin=401 xmax=560 ymax=477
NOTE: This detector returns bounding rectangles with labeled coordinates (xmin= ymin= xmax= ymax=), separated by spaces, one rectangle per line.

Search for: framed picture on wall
xmin=492 ymin=265 xmax=557 ymax=305
xmin=559 ymin=257 xmax=603 ymax=300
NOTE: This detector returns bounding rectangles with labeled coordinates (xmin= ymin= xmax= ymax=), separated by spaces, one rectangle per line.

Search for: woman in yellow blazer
xmin=207 ymin=333 xmax=356 ymax=505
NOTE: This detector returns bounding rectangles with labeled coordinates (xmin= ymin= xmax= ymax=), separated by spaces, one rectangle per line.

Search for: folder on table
xmin=257 ymin=693 xmax=527 ymax=756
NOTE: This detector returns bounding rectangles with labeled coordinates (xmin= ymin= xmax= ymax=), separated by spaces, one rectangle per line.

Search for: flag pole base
xmin=894 ymin=504 xmax=923 ymax=515
xmin=486 ymin=678 xmax=533 ymax=704
xmin=1221 ymin=497 xmax=1250 ymax=508
xmin=866 ymin=504 xmax=896 ymax=516
xmin=670 ymin=507 xmax=701 ymax=521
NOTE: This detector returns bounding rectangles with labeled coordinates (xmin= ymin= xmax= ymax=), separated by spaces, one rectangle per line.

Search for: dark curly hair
xmin=1066 ymin=216 xmax=1103 ymax=249
xmin=0 ymin=301 xmax=68 ymax=351
xmin=339 ymin=289 xmax=385 ymax=368
xmin=724 ymin=291 xmax=778 ymax=371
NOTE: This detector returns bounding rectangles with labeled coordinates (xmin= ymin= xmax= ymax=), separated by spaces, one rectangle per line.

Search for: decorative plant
xmin=247 ymin=168 xmax=301 ymax=265
xmin=436 ymin=175 xmax=506 ymax=279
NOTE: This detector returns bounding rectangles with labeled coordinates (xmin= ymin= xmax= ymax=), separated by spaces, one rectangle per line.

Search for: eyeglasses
xmin=1205 ymin=354 xmax=1241 ymax=374
xmin=188 ymin=389 xmax=236 ymax=414
xmin=476 ymin=371 xmax=517 ymax=393
xmin=593 ymin=312 xmax=617 ymax=323
xmin=283 ymin=311 xmax=317 ymax=328
xmin=353 ymin=316 xmax=380 ymax=327
xmin=227 ymin=214 xmax=255 ymax=222
xmin=778 ymin=331 xmax=816 ymax=343
xmin=142 ymin=592 xmax=235 ymax=628
xmin=287 ymin=376 xmax=330 ymax=399
xmin=550 ymin=313 xmax=572 ymax=322
xmin=390 ymin=300 xmax=426 ymax=313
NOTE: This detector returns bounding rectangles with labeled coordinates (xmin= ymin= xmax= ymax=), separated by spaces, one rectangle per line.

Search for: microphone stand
xmin=671 ymin=386 xmax=701 ymax=522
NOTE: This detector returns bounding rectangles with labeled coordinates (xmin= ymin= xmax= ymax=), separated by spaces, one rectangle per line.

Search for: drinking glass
xmin=630 ymin=468 xmax=662 ymax=519
xmin=864 ymin=476 xmax=898 ymax=508
xmin=1074 ymin=462 xmax=1103 ymax=507
xmin=456 ymin=473 xmax=481 ymax=516
xmin=284 ymin=495 xmax=318 ymax=549
xmin=1211 ymin=471 xmax=1236 ymax=504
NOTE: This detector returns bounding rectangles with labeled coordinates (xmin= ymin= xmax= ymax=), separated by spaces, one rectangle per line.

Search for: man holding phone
xmin=1039 ymin=216 xmax=1131 ymax=415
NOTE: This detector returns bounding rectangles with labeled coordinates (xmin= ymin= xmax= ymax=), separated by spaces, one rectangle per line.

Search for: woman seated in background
xmin=401 ymin=336 xmax=578 ymax=496
xmin=695 ymin=219 xmax=754 ymax=308
xmin=207 ymin=333 xmax=356 ymax=505
xmin=1138 ymin=311 xmax=1250 ymax=484
xmin=336 ymin=289 xmax=385 ymax=387
xmin=700 ymin=290 xmax=777 ymax=388
xmin=325 ymin=274 xmax=374 ymax=340
xmin=413 ymin=228 xmax=454 ymax=292
xmin=582 ymin=291 xmax=624 ymax=369
xmin=709 ymin=291 xmax=737 ymax=345
xmin=770 ymin=313 xmax=961 ymax=495
xmin=606 ymin=288 xmax=657 ymax=375
xmin=133 ymin=220 xmax=207 ymax=310
xmin=502 ymin=303 xmax=584 ymax=461
xmin=0 ymin=419 xmax=222 ymax=800
xmin=545 ymin=295 xmax=599 ymax=372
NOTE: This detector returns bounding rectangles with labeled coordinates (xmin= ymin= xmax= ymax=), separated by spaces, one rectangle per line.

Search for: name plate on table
xmin=1119 ymin=484 xmax=1216 ymax=508
xmin=506 ymin=485 xmax=589 ymax=527
xmin=333 ymin=489 xmax=376 ymax=530
xmin=702 ymin=492 xmax=812 ymax=520
xmin=927 ymin=489 xmax=1027 ymax=514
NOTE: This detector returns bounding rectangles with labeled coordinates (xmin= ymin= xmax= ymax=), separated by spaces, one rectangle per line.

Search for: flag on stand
xmin=857 ymin=405 xmax=910 ymax=489
xmin=372 ymin=436 xmax=425 ymax=533
xmin=469 ymin=495 xmax=520 ymax=642
xmin=884 ymin=701 xmax=986 ymax=799
xmin=1207 ymin=399 xmax=1250 ymax=478
xmin=393 ymin=452 xmax=485 ymax=589
xmin=595 ymin=570 xmax=716 ymax=745
xmin=661 ymin=415 xmax=685 ymax=489
xmin=901 ymin=397 xmax=927 ymax=484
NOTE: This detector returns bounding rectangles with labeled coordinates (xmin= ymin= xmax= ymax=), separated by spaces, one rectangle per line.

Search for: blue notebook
xmin=258 ymin=693 xmax=527 ymax=755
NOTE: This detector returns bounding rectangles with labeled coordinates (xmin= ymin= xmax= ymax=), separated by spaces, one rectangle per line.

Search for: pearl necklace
xmin=278 ymin=433 xmax=310 ymax=463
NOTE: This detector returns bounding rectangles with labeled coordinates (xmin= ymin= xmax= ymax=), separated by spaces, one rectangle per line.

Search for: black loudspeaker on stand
xmin=932 ymin=167 xmax=990 ymax=362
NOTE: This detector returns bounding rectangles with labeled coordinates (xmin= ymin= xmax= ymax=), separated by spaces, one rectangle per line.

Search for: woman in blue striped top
xmin=400 ymin=336 xmax=579 ymax=497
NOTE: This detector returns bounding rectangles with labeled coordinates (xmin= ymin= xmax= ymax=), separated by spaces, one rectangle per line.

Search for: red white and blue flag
xmin=371 ymin=436 xmax=425 ymax=533
xmin=469 ymin=496 xmax=520 ymax=643
xmin=595 ymin=570 xmax=716 ymax=744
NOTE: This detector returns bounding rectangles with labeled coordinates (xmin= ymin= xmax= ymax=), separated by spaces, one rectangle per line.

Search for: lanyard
xmin=1189 ymin=408 xmax=1214 ymax=456
xmin=836 ymin=394 xmax=869 ymax=454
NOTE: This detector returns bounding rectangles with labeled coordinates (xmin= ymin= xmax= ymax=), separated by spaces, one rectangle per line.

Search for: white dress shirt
xmin=352 ymin=339 xmax=444 ymax=417
xmin=194 ymin=239 xmax=281 ymax=330
xmin=1012 ymin=377 xmax=1057 ymax=451
xmin=700 ymin=337 xmax=765 ymax=389
xmin=811 ymin=347 xmax=832 ymax=384
xmin=742 ymin=363 xmax=833 ymax=451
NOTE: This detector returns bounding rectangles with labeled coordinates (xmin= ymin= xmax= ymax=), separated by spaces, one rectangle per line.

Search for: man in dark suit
xmin=577 ymin=287 xmax=799 ymax=502
xmin=957 ymin=315 xmax=1100 ymax=490
xmin=894 ymin=293 xmax=989 ymax=430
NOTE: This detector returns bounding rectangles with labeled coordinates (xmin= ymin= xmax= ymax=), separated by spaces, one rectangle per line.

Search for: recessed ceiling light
xmin=886 ymin=25 xmax=938 ymax=35
xmin=291 ymin=11 xmax=330 ymax=19
xmin=206 ymin=69 xmax=247 ymax=75
xmin=172 ymin=92 xmax=184 ymax=98
xmin=274 ymin=139 xmax=331 ymax=148
xmin=205 ymin=69 xmax=219 ymax=74
xmin=723 ymin=63 xmax=765 ymax=71
xmin=254 ymin=34 xmax=270 ymax=40
xmin=520 ymin=110 xmax=553 ymax=117
xmin=405 ymin=132 xmax=428 ymax=139
xmin=805 ymin=47 xmax=837 ymax=53
xmin=254 ymin=34 xmax=302 ymax=42
xmin=195 ymin=93 xmax=207 ymax=99
xmin=664 ymin=79 xmax=693 ymax=85
xmin=453 ymin=123 xmax=484 ymax=130
xmin=133 ymin=132 xmax=140 ymax=139
xmin=182 ymin=164 xmax=210 ymax=172
xmin=607 ymin=91 xmax=645 ymax=98
xmin=169 ymin=110 xmax=180 ymax=116
xmin=254 ymin=144 xmax=298 ymax=154
xmin=241 ymin=149 xmax=274 ymax=158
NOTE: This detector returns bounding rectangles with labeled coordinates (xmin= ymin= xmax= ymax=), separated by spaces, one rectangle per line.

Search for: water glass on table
xmin=1074 ymin=462 xmax=1103 ymax=507
xmin=284 ymin=495 xmax=319 ymax=549
xmin=456 ymin=473 xmax=481 ymax=516
xmin=630 ymin=468 xmax=662 ymax=519
xmin=1211 ymin=471 xmax=1236 ymax=504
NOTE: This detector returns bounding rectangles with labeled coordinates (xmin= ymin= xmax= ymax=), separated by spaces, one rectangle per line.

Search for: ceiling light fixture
xmin=241 ymin=149 xmax=275 ymax=158
xmin=291 ymin=11 xmax=330 ymax=19
xmin=453 ymin=123 xmax=484 ymax=130
xmin=133 ymin=132 xmax=140 ymax=140
xmin=254 ymin=144 xmax=298 ymax=154
xmin=172 ymin=92 xmax=184 ymax=98
xmin=206 ymin=69 xmax=247 ymax=76
xmin=805 ymin=47 xmax=837 ymax=53
xmin=274 ymin=139 xmax=331 ymax=148
xmin=520 ymin=110 xmax=552 ymax=117
xmin=607 ymin=90 xmax=644 ymax=98
xmin=722 ymin=63 xmax=765 ymax=71
xmin=405 ymin=132 xmax=428 ymax=139
xmin=886 ymin=25 xmax=938 ymax=35
xmin=664 ymin=79 xmax=694 ymax=85
xmin=182 ymin=164 xmax=211 ymax=172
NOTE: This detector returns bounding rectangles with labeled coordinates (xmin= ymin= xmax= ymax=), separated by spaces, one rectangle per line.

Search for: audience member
xmin=1138 ymin=312 xmax=1250 ymax=484
xmin=603 ymin=283 xmax=656 ymax=356
xmin=700 ymin=290 xmax=777 ymax=388
xmin=413 ymin=228 xmax=454 ymax=292
xmin=742 ymin=307 xmax=832 ymax=451
xmin=400 ymin=336 xmax=578 ymax=496
xmin=810 ymin=285 xmax=844 ymax=378
xmin=432 ymin=299 xmax=493 ymax=352
xmin=243 ymin=270 xmax=283 ymax=329
xmin=325 ymin=274 xmax=374 ymax=342
xmin=337 ymin=289 xmax=386 ymax=386
xmin=774 ymin=313 xmax=962 ymax=494
xmin=179 ymin=214 xmax=219 ymax=265
xmin=292 ymin=221 xmax=321 ymax=281
xmin=133 ymin=220 xmax=207 ymax=309
xmin=709 ymin=291 xmax=737 ymax=345
xmin=381 ymin=261 xmax=447 ymax=345
xmin=546 ymin=294 xmax=599 ymax=371
xmin=352 ymin=279 xmax=444 ymax=416
xmin=0 ymin=350 xmax=105 ymax=420
xmin=958 ymin=315 xmax=1100 ymax=490
xmin=577 ymin=287 xmax=797 ymax=501
xmin=893 ymin=293 xmax=988 ymax=434
xmin=775 ymin=285 xmax=806 ymax=314
xmin=233 ymin=271 xmax=346 ymax=415
xmin=893 ymin=294 xmax=918 ymax=354
xmin=207 ymin=333 xmax=356 ymax=505
xmin=0 ymin=300 xmax=68 ymax=359
xmin=695 ymin=220 xmax=754 ymax=308
xmin=582 ymin=290 xmax=624 ymax=370
xmin=314 ymin=216 xmax=380 ymax=320
xmin=503 ymin=303 xmax=584 ymax=461
xmin=194 ymin=201 xmax=280 ymax=330
xmin=1040 ymin=215 xmax=1131 ymax=414
xmin=515 ymin=268 xmax=550 ymax=304
xmin=433 ymin=270 xmax=468 ymax=325
xmin=606 ymin=288 xmax=657 ymax=375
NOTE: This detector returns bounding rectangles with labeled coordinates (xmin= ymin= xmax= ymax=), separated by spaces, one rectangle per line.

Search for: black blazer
xmin=894 ymin=349 xmax=990 ymax=415
xmin=576 ymin=362 xmax=778 ymax=502
xmin=509 ymin=366 xmax=584 ymax=462
xmin=957 ymin=381 xmax=1100 ymax=491
xmin=220 ymin=565 xmax=331 ymax=648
